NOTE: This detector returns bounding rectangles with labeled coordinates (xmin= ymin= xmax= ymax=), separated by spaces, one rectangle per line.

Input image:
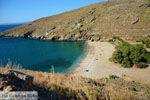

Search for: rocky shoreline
xmin=0 ymin=32 xmax=102 ymax=42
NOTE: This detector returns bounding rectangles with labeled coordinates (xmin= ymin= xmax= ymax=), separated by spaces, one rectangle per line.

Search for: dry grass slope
xmin=0 ymin=67 xmax=150 ymax=100
xmin=1 ymin=0 xmax=150 ymax=41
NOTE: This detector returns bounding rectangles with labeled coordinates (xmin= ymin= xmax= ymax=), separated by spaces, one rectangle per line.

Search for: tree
xmin=110 ymin=42 xmax=150 ymax=68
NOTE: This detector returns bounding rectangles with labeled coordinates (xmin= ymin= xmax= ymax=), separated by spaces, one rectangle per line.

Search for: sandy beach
xmin=72 ymin=41 xmax=150 ymax=84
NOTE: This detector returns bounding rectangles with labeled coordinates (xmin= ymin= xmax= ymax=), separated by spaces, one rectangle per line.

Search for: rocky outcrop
xmin=23 ymin=30 xmax=34 ymax=38
xmin=0 ymin=70 xmax=34 ymax=91
xmin=0 ymin=70 xmax=70 ymax=100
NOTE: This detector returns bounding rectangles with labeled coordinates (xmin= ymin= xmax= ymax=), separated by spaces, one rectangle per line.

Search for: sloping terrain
xmin=1 ymin=0 xmax=150 ymax=41
xmin=0 ymin=67 xmax=150 ymax=100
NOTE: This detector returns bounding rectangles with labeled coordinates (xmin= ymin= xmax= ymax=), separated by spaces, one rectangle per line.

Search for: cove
xmin=0 ymin=38 xmax=86 ymax=73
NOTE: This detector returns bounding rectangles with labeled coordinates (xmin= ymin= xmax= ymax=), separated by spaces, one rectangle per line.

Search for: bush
xmin=110 ymin=42 xmax=150 ymax=68
xmin=112 ymin=36 xmax=124 ymax=43
xmin=141 ymin=39 xmax=150 ymax=48
xmin=108 ymin=39 xmax=115 ymax=42
xmin=136 ymin=62 xmax=148 ymax=68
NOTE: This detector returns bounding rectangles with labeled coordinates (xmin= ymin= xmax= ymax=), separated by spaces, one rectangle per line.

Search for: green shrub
xmin=136 ymin=62 xmax=148 ymax=68
xmin=110 ymin=42 xmax=150 ymax=68
xmin=112 ymin=36 xmax=124 ymax=43
xmin=108 ymin=39 xmax=115 ymax=42
xmin=142 ymin=39 xmax=150 ymax=48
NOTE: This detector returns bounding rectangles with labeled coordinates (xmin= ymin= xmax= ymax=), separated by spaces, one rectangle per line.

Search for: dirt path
xmin=73 ymin=41 xmax=150 ymax=84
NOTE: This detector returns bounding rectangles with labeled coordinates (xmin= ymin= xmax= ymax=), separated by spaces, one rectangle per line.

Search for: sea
xmin=0 ymin=24 xmax=86 ymax=73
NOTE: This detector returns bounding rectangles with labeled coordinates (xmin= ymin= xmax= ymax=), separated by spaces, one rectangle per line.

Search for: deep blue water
xmin=0 ymin=23 xmax=24 ymax=32
xmin=0 ymin=24 xmax=86 ymax=73
xmin=0 ymin=38 xmax=86 ymax=73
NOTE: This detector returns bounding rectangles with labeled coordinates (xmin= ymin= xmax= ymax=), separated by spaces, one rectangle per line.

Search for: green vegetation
xmin=110 ymin=41 xmax=150 ymax=68
xmin=141 ymin=39 xmax=150 ymax=48
xmin=108 ymin=39 xmax=114 ymax=43
xmin=108 ymin=36 xmax=125 ymax=43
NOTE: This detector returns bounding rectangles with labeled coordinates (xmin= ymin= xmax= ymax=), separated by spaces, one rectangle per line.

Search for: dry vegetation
xmin=1 ymin=0 xmax=150 ymax=41
xmin=0 ymin=0 xmax=150 ymax=99
xmin=0 ymin=67 xmax=150 ymax=100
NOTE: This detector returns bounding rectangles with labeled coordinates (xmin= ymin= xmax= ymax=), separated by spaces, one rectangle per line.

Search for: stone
xmin=24 ymin=30 xmax=34 ymax=38
xmin=3 ymin=86 xmax=13 ymax=92
xmin=115 ymin=15 xmax=120 ymax=20
xmin=48 ymin=35 xmax=60 ymax=40
xmin=90 ymin=17 xmax=96 ymax=22
xmin=131 ymin=18 xmax=139 ymax=24
xmin=74 ymin=33 xmax=82 ymax=40
xmin=39 ymin=36 xmax=47 ymax=40
xmin=0 ymin=84 xmax=3 ymax=90
xmin=0 ymin=77 xmax=4 ymax=82
xmin=58 ymin=35 xmax=65 ymax=41
xmin=89 ymin=8 xmax=96 ymax=15
xmin=49 ymin=26 xmax=56 ymax=30
xmin=91 ymin=35 xmax=100 ymax=41
xmin=0 ymin=77 xmax=4 ymax=90
xmin=74 ymin=23 xmax=83 ymax=30
xmin=128 ymin=87 xmax=137 ymax=91
xmin=64 ymin=34 xmax=73 ymax=40
xmin=85 ymin=70 xmax=89 ymax=72
xmin=5 ymin=70 xmax=34 ymax=86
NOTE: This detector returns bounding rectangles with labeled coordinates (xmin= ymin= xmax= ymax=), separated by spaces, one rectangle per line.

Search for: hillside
xmin=1 ymin=0 xmax=150 ymax=41
xmin=0 ymin=67 xmax=150 ymax=100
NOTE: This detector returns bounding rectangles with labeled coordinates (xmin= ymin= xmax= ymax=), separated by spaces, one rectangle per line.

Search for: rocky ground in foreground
xmin=0 ymin=68 xmax=150 ymax=100
xmin=1 ymin=0 xmax=150 ymax=41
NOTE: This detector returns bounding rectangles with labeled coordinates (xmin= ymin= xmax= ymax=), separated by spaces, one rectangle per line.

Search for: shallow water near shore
xmin=0 ymin=38 xmax=86 ymax=73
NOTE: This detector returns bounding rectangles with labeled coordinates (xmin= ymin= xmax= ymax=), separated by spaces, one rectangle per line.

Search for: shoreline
xmin=0 ymin=36 xmax=87 ymax=42
xmin=69 ymin=41 xmax=95 ymax=75
xmin=71 ymin=41 xmax=150 ymax=84
xmin=1 ymin=36 xmax=150 ymax=84
xmin=67 ymin=41 xmax=93 ymax=74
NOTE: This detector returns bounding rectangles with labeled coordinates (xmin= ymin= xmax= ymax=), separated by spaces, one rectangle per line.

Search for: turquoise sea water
xmin=0 ymin=38 xmax=86 ymax=73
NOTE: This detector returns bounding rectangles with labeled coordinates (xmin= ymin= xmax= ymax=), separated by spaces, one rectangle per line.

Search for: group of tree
xmin=110 ymin=38 xmax=150 ymax=68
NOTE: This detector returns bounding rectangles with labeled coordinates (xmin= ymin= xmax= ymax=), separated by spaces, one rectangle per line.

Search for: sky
xmin=0 ymin=0 xmax=107 ymax=24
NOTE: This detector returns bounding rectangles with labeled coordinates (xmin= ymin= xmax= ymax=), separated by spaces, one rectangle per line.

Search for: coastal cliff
xmin=1 ymin=0 xmax=150 ymax=41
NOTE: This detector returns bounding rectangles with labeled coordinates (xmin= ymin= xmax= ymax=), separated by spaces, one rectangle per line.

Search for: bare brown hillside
xmin=1 ymin=0 xmax=150 ymax=41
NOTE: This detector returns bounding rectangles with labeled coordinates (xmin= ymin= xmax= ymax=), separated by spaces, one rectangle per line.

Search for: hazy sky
xmin=0 ymin=0 xmax=107 ymax=24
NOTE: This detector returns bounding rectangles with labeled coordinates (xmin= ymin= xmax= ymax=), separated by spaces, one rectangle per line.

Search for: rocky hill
xmin=1 ymin=0 xmax=150 ymax=41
